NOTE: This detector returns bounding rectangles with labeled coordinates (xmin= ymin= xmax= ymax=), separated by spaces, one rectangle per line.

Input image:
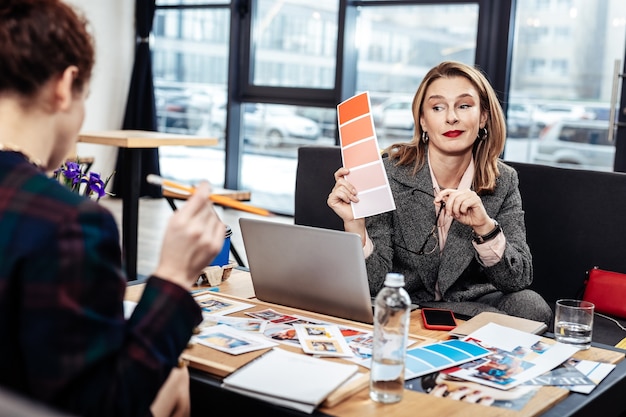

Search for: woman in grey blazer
xmin=328 ymin=61 xmax=552 ymax=324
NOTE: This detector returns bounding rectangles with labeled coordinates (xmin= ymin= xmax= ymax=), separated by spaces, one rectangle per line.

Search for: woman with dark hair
xmin=328 ymin=61 xmax=552 ymax=324
xmin=0 ymin=1 xmax=225 ymax=416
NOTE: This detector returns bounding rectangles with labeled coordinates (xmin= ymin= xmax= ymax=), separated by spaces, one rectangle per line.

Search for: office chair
xmin=294 ymin=146 xmax=344 ymax=231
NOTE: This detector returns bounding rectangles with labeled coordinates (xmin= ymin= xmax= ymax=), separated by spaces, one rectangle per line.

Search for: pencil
xmin=146 ymin=174 xmax=272 ymax=217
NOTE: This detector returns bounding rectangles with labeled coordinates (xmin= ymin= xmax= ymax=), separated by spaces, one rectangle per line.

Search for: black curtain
xmin=112 ymin=0 xmax=161 ymax=198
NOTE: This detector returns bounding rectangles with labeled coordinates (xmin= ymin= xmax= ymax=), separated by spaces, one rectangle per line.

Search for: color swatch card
xmin=337 ymin=91 xmax=396 ymax=219
xmin=404 ymin=339 xmax=492 ymax=380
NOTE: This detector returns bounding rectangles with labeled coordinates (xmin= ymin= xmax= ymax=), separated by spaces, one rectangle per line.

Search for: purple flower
xmin=82 ymin=172 xmax=107 ymax=199
xmin=54 ymin=158 xmax=114 ymax=201
xmin=62 ymin=161 xmax=83 ymax=185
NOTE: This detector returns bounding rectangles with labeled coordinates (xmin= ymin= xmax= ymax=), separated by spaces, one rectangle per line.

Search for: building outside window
xmin=152 ymin=0 xmax=626 ymax=215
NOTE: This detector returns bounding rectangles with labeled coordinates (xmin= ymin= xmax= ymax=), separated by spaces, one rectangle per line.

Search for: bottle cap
xmin=384 ymin=273 xmax=405 ymax=287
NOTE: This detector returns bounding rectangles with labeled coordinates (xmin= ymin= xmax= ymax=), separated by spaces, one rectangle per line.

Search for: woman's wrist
xmin=472 ymin=218 xmax=496 ymax=236
xmin=344 ymin=219 xmax=366 ymax=245
xmin=472 ymin=219 xmax=502 ymax=244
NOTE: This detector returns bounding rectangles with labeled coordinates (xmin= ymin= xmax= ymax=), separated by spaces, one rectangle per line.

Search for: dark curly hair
xmin=0 ymin=0 xmax=95 ymax=99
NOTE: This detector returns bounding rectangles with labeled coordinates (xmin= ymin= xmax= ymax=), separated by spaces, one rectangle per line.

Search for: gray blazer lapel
xmin=387 ymin=162 xmax=441 ymax=292
xmin=437 ymin=192 xmax=501 ymax=296
xmin=389 ymin=163 xmax=434 ymax=252
xmin=438 ymin=220 xmax=472 ymax=295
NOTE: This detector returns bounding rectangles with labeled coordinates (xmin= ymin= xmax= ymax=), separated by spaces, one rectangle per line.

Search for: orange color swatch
xmin=337 ymin=92 xmax=370 ymax=125
xmin=339 ymin=116 xmax=375 ymax=147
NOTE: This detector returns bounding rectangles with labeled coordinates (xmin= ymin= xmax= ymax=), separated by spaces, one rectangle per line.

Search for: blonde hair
xmin=385 ymin=61 xmax=506 ymax=194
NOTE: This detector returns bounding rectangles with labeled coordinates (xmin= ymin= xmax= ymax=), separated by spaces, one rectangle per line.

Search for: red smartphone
xmin=421 ymin=308 xmax=457 ymax=331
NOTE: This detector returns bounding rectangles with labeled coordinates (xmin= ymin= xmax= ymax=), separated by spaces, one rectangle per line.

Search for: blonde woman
xmin=329 ymin=61 xmax=551 ymax=324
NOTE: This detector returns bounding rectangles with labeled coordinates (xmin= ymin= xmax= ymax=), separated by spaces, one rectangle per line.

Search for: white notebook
xmin=449 ymin=311 xmax=547 ymax=338
xmin=222 ymin=348 xmax=358 ymax=413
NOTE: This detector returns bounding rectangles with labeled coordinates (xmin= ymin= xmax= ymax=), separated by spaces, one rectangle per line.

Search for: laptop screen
xmin=239 ymin=218 xmax=374 ymax=324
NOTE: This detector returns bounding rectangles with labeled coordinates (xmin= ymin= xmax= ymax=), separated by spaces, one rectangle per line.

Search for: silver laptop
xmin=239 ymin=218 xmax=374 ymax=324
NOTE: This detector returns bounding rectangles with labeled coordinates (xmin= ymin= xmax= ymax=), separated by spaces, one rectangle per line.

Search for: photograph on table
xmin=194 ymin=293 xmax=255 ymax=316
xmin=405 ymin=369 xmax=540 ymax=410
xmin=195 ymin=324 xmax=277 ymax=355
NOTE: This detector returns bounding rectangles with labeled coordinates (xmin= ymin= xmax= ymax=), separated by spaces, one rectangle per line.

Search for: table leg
xmin=122 ymin=148 xmax=141 ymax=281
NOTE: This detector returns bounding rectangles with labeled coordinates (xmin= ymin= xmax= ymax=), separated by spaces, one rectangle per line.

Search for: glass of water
xmin=554 ymin=299 xmax=594 ymax=350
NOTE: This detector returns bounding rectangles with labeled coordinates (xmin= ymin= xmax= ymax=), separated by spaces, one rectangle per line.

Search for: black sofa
xmin=294 ymin=146 xmax=626 ymax=346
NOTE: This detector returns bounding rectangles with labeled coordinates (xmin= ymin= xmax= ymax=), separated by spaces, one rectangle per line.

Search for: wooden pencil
xmin=146 ymin=174 xmax=272 ymax=217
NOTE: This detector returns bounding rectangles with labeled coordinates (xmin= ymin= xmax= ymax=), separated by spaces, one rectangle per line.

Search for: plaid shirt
xmin=0 ymin=151 xmax=202 ymax=416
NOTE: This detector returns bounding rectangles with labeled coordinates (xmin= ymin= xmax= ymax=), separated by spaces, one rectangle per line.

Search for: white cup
xmin=554 ymin=299 xmax=594 ymax=350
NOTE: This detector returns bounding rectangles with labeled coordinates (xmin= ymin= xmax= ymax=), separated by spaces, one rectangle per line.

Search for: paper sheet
xmin=222 ymin=348 xmax=358 ymax=413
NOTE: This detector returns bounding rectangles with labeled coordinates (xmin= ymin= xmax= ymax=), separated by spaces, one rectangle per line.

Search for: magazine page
xmin=567 ymin=358 xmax=617 ymax=393
xmin=526 ymin=357 xmax=617 ymax=394
xmin=403 ymin=339 xmax=492 ymax=380
xmin=405 ymin=369 xmax=540 ymax=411
xmin=449 ymin=323 xmax=579 ymax=390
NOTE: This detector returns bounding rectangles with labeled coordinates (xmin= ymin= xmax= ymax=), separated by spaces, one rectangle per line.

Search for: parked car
xmin=506 ymin=103 xmax=535 ymax=138
xmin=532 ymin=119 xmax=615 ymax=171
xmin=582 ymin=104 xmax=614 ymax=121
xmin=372 ymin=96 xmax=414 ymax=139
xmin=295 ymin=107 xmax=336 ymax=139
xmin=530 ymin=103 xmax=592 ymax=131
xmin=155 ymin=87 xmax=216 ymax=134
xmin=155 ymin=88 xmax=187 ymax=132
xmin=211 ymin=103 xmax=320 ymax=147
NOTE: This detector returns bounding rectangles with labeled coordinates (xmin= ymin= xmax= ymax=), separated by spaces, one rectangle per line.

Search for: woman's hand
xmin=155 ymin=181 xmax=226 ymax=289
xmin=150 ymin=365 xmax=191 ymax=417
xmin=430 ymin=384 xmax=495 ymax=406
xmin=327 ymin=167 xmax=357 ymax=221
xmin=327 ymin=167 xmax=366 ymax=239
xmin=434 ymin=189 xmax=494 ymax=235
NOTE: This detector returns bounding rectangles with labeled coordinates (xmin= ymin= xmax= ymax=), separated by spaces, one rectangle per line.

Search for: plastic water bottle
xmin=369 ymin=273 xmax=411 ymax=404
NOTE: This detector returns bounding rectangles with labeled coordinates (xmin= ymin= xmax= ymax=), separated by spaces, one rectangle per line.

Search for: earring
xmin=421 ymin=131 xmax=429 ymax=144
xmin=478 ymin=127 xmax=488 ymax=141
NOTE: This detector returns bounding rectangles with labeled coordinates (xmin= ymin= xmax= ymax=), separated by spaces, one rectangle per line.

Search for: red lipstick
xmin=443 ymin=130 xmax=463 ymax=138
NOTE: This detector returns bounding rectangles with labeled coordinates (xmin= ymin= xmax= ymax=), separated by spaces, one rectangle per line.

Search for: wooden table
xmin=125 ymin=270 xmax=626 ymax=417
xmin=79 ymin=130 xmax=218 ymax=280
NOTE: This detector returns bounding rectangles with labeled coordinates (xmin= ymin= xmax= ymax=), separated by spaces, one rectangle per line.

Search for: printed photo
xmin=194 ymin=294 xmax=254 ymax=316
xmin=246 ymin=309 xmax=299 ymax=324
xmin=306 ymin=340 xmax=342 ymax=354
xmin=195 ymin=324 xmax=277 ymax=355
xmin=264 ymin=324 xmax=300 ymax=346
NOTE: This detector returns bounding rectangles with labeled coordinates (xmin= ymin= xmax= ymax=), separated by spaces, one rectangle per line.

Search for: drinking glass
xmin=554 ymin=299 xmax=594 ymax=350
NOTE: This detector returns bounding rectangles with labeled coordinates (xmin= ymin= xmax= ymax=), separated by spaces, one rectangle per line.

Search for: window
xmin=153 ymin=5 xmax=230 ymax=190
xmin=151 ymin=0 xmax=626 ymax=216
xmin=504 ymin=0 xmax=626 ymax=173
xmin=550 ymin=59 xmax=568 ymax=75
xmin=250 ymin=1 xmax=338 ymax=89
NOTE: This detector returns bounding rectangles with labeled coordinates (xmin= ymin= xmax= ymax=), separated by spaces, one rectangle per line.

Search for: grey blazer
xmin=365 ymin=157 xmax=533 ymax=305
